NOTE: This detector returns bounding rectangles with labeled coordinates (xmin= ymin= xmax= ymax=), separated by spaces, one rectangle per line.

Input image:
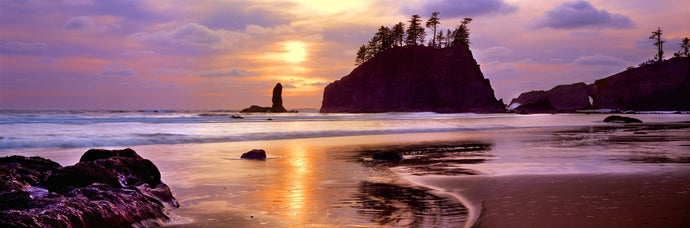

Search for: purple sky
xmin=1 ymin=0 xmax=688 ymax=110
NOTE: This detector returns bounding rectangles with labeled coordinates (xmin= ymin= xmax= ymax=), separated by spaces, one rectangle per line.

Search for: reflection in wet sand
xmin=352 ymin=181 xmax=468 ymax=227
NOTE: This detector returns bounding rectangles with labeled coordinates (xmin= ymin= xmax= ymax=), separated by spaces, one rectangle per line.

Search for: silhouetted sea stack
xmin=510 ymin=57 xmax=690 ymax=113
xmin=241 ymin=83 xmax=289 ymax=113
xmin=271 ymin=83 xmax=288 ymax=113
xmin=0 ymin=148 xmax=178 ymax=227
xmin=320 ymin=45 xmax=505 ymax=113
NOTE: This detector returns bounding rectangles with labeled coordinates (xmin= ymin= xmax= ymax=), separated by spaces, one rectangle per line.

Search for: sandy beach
xmin=2 ymin=119 xmax=688 ymax=227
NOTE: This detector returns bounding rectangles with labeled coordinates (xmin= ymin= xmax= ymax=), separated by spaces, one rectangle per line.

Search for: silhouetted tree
xmin=355 ymin=45 xmax=367 ymax=66
xmin=649 ymin=27 xmax=665 ymax=63
xmin=445 ymin=29 xmax=453 ymax=47
xmin=376 ymin=26 xmax=394 ymax=51
xmin=451 ymin=18 xmax=472 ymax=46
xmin=436 ymin=32 xmax=446 ymax=48
xmin=678 ymin=37 xmax=689 ymax=57
xmin=426 ymin=11 xmax=440 ymax=48
xmin=392 ymin=22 xmax=405 ymax=47
xmin=405 ymin=15 xmax=425 ymax=46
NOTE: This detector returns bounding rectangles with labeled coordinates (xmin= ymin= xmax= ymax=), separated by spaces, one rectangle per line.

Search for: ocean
xmin=1 ymin=110 xmax=689 ymax=227
xmin=2 ymin=109 xmax=688 ymax=150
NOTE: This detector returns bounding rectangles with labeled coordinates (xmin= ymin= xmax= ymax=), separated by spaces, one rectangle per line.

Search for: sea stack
xmin=240 ymin=83 xmax=289 ymax=113
xmin=509 ymin=57 xmax=690 ymax=113
xmin=319 ymin=45 xmax=505 ymax=113
xmin=271 ymin=83 xmax=287 ymax=113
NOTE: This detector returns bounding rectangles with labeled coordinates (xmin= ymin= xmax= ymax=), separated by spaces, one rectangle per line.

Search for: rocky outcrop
xmin=509 ymin=82 xmax=592 ymax=113
xmin=510 ymin=57 xmax=690 ymax=113
xmin=590 ymin=57 xmax=690 ymax=111
xmin=240 ymin=105 xmax=271 ymax=113
xmin=320 ymin=45 xmax=505 ymax=113
xmin=0 ymin=148 xmax=178 ymax=227
xmin=241 ymin=83 xmax=288 ymax=113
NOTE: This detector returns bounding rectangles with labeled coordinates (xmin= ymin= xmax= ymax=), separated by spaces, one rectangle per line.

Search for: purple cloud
xmin=128 ymin=23 xmax=248 ymax=49
xmin=0 ymin=41 xmax=47 ymax=53
xmin=197 ymin=69 xmax=258 ymax=77
xmin=531 ymin=1 xmax=634 ymax=29
xmin=63 ymin=16 xmax=108 ymax=32
xmin=572 ymin=53 xmax=627 ymax=66
xmin=405 ymin=0 xmax=517 ymax=17
xmin=100 ymin=63 xmax=136 ymax=76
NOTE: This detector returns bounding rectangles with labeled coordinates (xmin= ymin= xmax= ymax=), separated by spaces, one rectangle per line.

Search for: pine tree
xmin=405 ymin=15 xmax=425 ymax=46
xmin=426 ymin=11 xmax=440 ymax=48
xmin=451 ymin=18 xmax=472 ymax=46
xmin=649 ymin=27 xmax=665 ymax=63
xmin=679 ymin=37 xmax=689 ymax=57
xmin=392 ymin=22 xmax=405 ymax=47
xmin=436 ymin=32 xmax=446 ymax=48
xmin=355 ymin=45 xmax=367 ymax=66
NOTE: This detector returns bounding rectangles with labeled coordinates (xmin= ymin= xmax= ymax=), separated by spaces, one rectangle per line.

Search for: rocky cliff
xmin=509 ymin=57 xmax=690 ymax=113
xmin=320 ymin=45 xmax=505 ymax=113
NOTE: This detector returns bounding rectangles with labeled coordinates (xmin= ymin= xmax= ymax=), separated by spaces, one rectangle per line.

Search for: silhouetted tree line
xmin=355 ymin=12 xmax=473 ymax=66
xmin=637 ymin=27 xmax=689 ymax=68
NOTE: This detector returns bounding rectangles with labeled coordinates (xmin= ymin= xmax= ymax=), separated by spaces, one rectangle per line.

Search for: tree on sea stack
xmin=451 ymin=18 xmax=473 ymax=46
xmin=426 ymin=11 xmax=441 ymax=48
xmin=649 ymin=27 xmax=665 ymax=63
xmin=405 ymin=14 xmax=425 ymax=46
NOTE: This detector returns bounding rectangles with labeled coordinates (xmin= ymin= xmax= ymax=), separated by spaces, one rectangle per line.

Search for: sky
xmin=1 ymin=0 xmax=688 ymax=110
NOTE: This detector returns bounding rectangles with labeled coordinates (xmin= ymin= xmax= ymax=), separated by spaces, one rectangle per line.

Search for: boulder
xmin=0 ymin=148 xmax=178 ymax=227
xmin=241 ymin=149 xmax=267 ymax=160
xmin=320 ymin=45 xmax=505 ymax=113
xmin=603 ymin=115 xmax=642 ymax=123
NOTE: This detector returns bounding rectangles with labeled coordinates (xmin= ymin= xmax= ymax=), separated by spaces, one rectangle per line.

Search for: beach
xmin=1 ymin=112 xmax=689 ymax=227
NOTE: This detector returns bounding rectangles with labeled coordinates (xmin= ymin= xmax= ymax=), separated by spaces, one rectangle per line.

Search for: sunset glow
xmin=1 ymin=0 xmax=688 ymax=109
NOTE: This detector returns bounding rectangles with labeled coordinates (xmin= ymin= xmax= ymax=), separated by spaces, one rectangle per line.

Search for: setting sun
xmin=281 ymin=41 xmax=308 ymax=63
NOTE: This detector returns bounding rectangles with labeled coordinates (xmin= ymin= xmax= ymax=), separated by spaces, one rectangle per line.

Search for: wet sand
xmin=3 ymin=121 xmax=688 ymax=227
xmin=406 ymin=170 xmax=690 ymax=228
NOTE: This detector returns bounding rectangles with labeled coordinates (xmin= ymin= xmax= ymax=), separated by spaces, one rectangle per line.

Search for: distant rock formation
xmin=271 ymin=83 xmax=287 ymax=113
xmin=0 ymin=148 xmax=178 ymax=227
xmin=320 ymin=45 xmax=505 ymax=113
xmin=241 ymin=83 xmax=288 ymax=113
xmin=509 ymin=57 xmax=690 ymax=113
xmin=509 ymin=82 xmax=592 ymax=114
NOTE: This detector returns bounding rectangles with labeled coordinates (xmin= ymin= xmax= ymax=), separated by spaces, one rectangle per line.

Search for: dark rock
xmin=240 ymin=83 xmax=290 ymax=113
xmin=271 ymin=83 xmax=288 ymax=113
xmin=320 ymin=45 xmax=505 ymax=113
xmin=0 ymin=156 xmax=60 ymax=190
xmin=372 ymin=151 xmax=403 ymax=162
xmin=509 ymin=82 xmax=592 ymax=113
xmin=80 ymin=148 xmax=141 ymax=162
xmin=47 ymin=162 xmax=120 ymax=193
xmin=240 ymin=105 xmax=271 ymax=113
xmin=590 ymin=57 xmax=690 ymax=111
xmin=240 ymin=149 xmax=267 ymax=160
xmin=510 ymin=57 xmax=690 ymax=113
xmin=231 ymin=114 xmax=244 ymax=119
xmin=0 ymin=148 xmax=178 ymax=227
xmin=603 ymin=115 xmax=643 ymax=123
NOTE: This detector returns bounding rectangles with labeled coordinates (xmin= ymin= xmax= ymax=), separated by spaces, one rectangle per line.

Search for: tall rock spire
xmin=271 ymin=83 xmax=287 ymax=113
